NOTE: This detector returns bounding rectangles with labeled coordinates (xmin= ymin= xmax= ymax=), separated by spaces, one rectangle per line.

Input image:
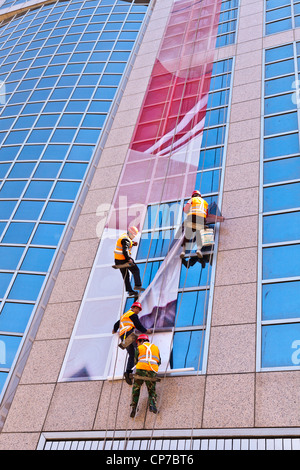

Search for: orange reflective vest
xmin=114 ymin=233 xmax=133 ymax=261
xmin=187 ymin=196 xmax=208 ymax=218
xmin=119 ymin=310 xmax=135 ymax=337
xmin=136 ymin=342 xmax=160 ymax=372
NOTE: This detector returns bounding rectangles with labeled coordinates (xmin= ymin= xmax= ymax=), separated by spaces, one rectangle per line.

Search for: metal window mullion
xmin=292 ymin=0 xmax=296 ymax=29
xmin=262 ymin=275 xmax=300 ymax=284
xmin=263 ymin=206 xmax=300 ymax=216
xmin=262 ymin=317 xmax=300 ymax=326
xmin=263 ymin=151 xmax=300 ymax=162
xmin=263 ymin=177 xmax=300 ymax=187
xmin=262 ymin=239 xmax=300 ymax=248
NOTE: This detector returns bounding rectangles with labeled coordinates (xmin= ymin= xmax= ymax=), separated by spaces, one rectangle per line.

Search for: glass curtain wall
xmin=0 ymin=0 xmax=149 ymax=396
xmin=260 ymin=42 xmax=300 ymax=369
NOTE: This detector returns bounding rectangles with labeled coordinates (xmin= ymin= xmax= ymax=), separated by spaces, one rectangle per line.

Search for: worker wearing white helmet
xmin=114 ymin=226 xmax=144 ymax=297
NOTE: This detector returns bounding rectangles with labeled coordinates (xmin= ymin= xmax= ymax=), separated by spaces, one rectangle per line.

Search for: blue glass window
xmin=136 ymin=230 xmax=175 ymax=260
xmin=32 ymin=223 xmax=64 ymax=246
xmin=263 ymin=212 xmax=300 ymax=243
xmin=34 ymin=162 xmax=61 ymax=178
xmin=42 ymin=145 xmax=69 ymax=160
xmin=179 ymin=261 xmax=211 ymax=289
xmin=262 ymin=281 xmax=300 ymax=321
xmin=262 ymin=324 xmax=300 ymax=368
xmin=137 ymin=261 xmax=162 ymax=287
xmin=0 ymin=335 xmax=22 ymax=368
xmin=21 ymin=247 xmax=55 ymax=272
xmin=0 ymin=303 xmax=34 ymax=333
xmin=13 ymin=201 xmax=45 ymax=220
xmin=263 ymin=182 xmax=300 ymax=212
xmin=0 ymin=201 xmax=17 ymax=219
xmin=60 ymin=162 xmax=88 ymax=179
xmin=24 ymin=181 xmax=54 ymax=199
xmin=41 ymin=201 xmax=73 ymax=222
xmin=0 ymin=180 xmax=27 ymax=198
xmin=171 ymin=330 xmax=205 ymax=370
xmin=8 ymin=162 xmax=36 ymax=178
xmin=0 ymin=246 xmax=24 ymax=270
xmin=263 ymin=244 xmax=300 ymax=279
xmin=0 ymin=273 xmax=13 ymax=297
xmin=265 ymin=59 xmax=294 ymax=79
xmin=264 ymin=94 xmax=296 ymax=115
xmin=264 ymin=133 xmax=299 ymax=159
xmin=0 ymin=147 xmax=20 ymax=161
xmin=264 ymin=112 xmax=298 ymax=135
xmin=2 ymin=222 xmax=35 ymax=244
xmin=51 ymin=181 xmax=81 ymax=200
xmin=265 ymin=75 xmax=295 ymax=96
xmin=17 ymin=146 xmax=44 ymax=161
xmin=67 ymin=145 xmax=94 ymax=161
xmin=264 ymin=156 xmax=300 ymax=184
xmin=175 ymin=291 xmax=207 ymax=327
xmin=8 ymin=273 xmax=45 ymax=301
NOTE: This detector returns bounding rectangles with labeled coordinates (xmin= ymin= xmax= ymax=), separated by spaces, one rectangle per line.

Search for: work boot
xmin=180 ymin=250 xmax=186 ymax=259
xmin=134 ymin=285 xmax=145 ymax=292
xmin=130 ymin=405 xmax=137 ymax=418
xmin=196 ymin=249 xmax=203 ymax=258
xmin=127 ymin=290 xmax=138 ymax=298
xmin=149 ymin=404 xmax=158 ymax=414
xmin=124 ymin=371 xmax=132 ymax=385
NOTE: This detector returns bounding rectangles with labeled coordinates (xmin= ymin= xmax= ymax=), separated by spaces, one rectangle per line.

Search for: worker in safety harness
xmin=130 ymin=334 xmax=161 ymax=418
xmin=112 ymin=301 xmax=152 ymax=385
xmin=180 ymin=190 xmax=208 ymax=259
xmin=114 ymin=226 xmax=144 ymax=298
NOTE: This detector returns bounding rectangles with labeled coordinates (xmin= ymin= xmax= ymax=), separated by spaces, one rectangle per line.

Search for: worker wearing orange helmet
xmin=114 ymin=225 xmax=144 ymax=297
xmin=130 ymin=334 xmax=161 ymax=418
xmin=112 ymin=301 xmax=152 ymax=385
xmin=180 ymin=189 xmax=208 ymax=259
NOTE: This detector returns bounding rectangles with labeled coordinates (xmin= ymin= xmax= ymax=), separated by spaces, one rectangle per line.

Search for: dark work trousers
xmin=115 ymin=259 xmax=142 ymax=292
xmin=121 ymin=329 xmax=137 ymax=373
xmin=182 ymin=214 xmax=205 ymax=250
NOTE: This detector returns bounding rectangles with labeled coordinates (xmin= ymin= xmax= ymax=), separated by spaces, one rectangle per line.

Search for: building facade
xmin=0 ymin=0 xmax=299 ymax=451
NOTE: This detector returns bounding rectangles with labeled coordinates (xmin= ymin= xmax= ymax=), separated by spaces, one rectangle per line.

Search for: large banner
xmin=60 ymin=0 xmax=223 ymax=381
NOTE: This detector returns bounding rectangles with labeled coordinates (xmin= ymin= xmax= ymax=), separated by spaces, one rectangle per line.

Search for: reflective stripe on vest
xmin=137 ymin=342 xmax=160 ymax=372
xmin=114 ymin=233 xmax=133 ymax=260
xmin=119 ymin=310 xmax=135 ymax=337
xmin=188 ymin=197 xmax=208 ymax=218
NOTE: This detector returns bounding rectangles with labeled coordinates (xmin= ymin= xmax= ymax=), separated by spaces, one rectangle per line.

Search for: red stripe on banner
xmin=107 ymin=0 xmax=222 ymax=231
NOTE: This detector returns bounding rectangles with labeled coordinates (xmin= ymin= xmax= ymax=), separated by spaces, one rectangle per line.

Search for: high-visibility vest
xmin=188 ymin=196 xmax=208 ymax=218
xmin=114 ymin=233 xmax=133 ymax=260
xmin=119 ymin=310 xmax=135 ymax=337
xmin=136 ymin=342 xmax=160 ymax=372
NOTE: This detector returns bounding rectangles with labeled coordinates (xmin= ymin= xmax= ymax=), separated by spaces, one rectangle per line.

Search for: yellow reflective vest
xmin=114 ymin=233 xmax=133 ymax=261
xmin=119 ymin=310 xmax=135 ymax=337
xmin=187 ymin=196 xmax=208 ymax=218
xmin=136 ymin=342 xmax=161 ymax=372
